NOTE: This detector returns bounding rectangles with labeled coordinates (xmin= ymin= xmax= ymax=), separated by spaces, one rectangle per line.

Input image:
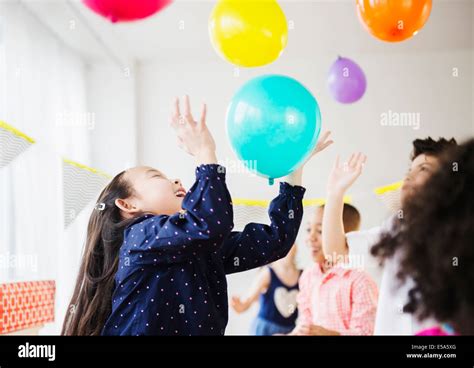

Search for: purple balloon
xmin=327 ymin=56 xmax=367 ymax=104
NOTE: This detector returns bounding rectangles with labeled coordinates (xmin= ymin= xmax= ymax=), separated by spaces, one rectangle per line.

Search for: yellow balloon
xmin=209 ymin=0 xmax=288 ymax=67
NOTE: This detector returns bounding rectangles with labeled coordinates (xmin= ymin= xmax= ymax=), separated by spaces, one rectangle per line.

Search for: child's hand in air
xmin=305 ymin=130 xmax=334 ymax=164
xmin=170 ymin=95 xmax=217 ymax=165
xmin=327 ymin=152 xmax=367 ymax=195
xmin=283 ymin=131 xmax=334 ymax=187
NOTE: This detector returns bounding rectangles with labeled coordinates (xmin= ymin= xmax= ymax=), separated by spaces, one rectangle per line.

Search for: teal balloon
xmin=226 ymin=75 xmax=322 ymax=182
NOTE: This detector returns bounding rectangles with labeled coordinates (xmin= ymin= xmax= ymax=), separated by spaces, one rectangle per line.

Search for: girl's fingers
xmin=323 ymin=131 xmax=332 ymax=144
xmin=347 ymin=153 xmax=357 ymax=168
xmin=183 ymin=95 xmax=195 ymax=124
xmin=169 ymin=116 xmax=177 ymax=129
xmin=321 ymin=140 xmax=334 ymax=151
xmin=351 ymin=152 xmax=361 ymax=168
xmin=319 ymin=130 xmax=330 ymax=143
xmin=169 ymin=97 xmax=180 ymax=129
xmin=356 ymin=154 xmax=367 ymax=171
xmin=351 ymin=152 xmax=363 ymax=168
xmin=316 ymin=131 xmax=331 ymax=150
xmin=199 ymin=103 xmax=207 ymax=127
xmin=173 ymin=97 xmax=180 ymax=118
xmin=355 ymin=153 xmax=366 ymax=166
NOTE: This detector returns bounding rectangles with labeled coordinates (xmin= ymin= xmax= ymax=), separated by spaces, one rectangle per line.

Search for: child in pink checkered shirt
xmin=289 ymin=204 xmax=378 ymax=335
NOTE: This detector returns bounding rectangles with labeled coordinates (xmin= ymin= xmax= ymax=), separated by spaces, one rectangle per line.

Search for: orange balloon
xmin=356 ymin=0 xmax=432 ymax=42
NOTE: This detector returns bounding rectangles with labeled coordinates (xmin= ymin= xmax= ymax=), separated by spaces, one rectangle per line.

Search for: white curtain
xmin=0 ymin=1 xmax=92 ymax=334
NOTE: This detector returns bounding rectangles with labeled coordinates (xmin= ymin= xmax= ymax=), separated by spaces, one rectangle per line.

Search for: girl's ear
xmin=115 ymin=198 xmax=140 ymax=217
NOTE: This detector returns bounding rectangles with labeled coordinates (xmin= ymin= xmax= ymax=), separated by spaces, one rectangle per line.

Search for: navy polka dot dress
xmin=101 ymin=164 xmax=305 ymax=335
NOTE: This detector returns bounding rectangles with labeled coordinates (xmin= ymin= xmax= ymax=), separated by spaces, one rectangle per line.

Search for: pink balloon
xmin=83 ymin=0 xmax=172 ymax=23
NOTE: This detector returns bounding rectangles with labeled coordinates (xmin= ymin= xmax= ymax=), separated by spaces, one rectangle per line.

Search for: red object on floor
xmin=0 ymin=280 xmax=55 ymax=334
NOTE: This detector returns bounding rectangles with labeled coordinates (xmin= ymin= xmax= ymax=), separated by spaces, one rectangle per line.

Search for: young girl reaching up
xmin=62 ymin=96 xmax=333 ymax=336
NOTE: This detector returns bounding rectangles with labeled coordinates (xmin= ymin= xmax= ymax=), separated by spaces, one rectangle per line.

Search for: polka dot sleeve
xmin=124 ymin=164 xmax=234 ymax=264
xmin=220 ymin=182 xmax=306 ymax=274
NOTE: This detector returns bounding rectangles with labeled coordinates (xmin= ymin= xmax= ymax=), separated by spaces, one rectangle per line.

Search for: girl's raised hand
xmin=306 ymin=130 xmax=334 ymax=163
xmin=170 ymin=95 xmax=217 ymax=165
xmin=327 ymin=152 xmax=367 ymax=195
xmin=282 ymin=131 xmax=334 ymax=187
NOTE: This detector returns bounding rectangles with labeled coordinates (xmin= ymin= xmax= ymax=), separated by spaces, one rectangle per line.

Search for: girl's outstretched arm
xmin=126 ymin=96 xmax=234 ymax=264
xmin=220 ymin=132 xmax=333 ymax=274
xmin=125 ymin=164 xmax=234 ymax=265
xmin=322 ymin=152 xmax=366 ymax=260
xmin=230 ymin=268 xmax=271 ymax=313
xmin=283 ymin=131 xmax=334 ymax=187
xmin=220 ymin=182 xmax=305 ymax=274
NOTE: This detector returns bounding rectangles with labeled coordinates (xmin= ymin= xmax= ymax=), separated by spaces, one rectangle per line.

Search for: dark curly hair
xmin=372 ymin=138 xmax=474 ymax=335
xmin=411 ymin=137 xmax=458 ymax=160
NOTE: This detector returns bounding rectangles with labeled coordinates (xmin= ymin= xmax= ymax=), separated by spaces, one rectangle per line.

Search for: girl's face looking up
xmin=401 ymin=154 xmax=440 ymax=204
xmin=115 ymin=166 xmax=186 ymax=218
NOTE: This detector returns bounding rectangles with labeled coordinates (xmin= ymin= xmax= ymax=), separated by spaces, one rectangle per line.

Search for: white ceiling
xmin=19 ymin=0 xmax=474 ymax=67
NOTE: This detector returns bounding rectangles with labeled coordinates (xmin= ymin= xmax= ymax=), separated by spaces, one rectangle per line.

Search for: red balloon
xmin=83 ymin=0 xmax=172 ymax=23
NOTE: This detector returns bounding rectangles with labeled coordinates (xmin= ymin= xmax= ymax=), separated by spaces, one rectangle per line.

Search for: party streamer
xmin=0 ymin=121 xmax=35 ymax=169
xmin=62 ymin=159 xmax=110 ymax=228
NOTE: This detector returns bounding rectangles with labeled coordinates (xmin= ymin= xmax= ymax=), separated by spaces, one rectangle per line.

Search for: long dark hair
xmin=62 ymin=171 xmax=141 ymax=335
xmin=372 ymin=139 xmax=474 ymax=335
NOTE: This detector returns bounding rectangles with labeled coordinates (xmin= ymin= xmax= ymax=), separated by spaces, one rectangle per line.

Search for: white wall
xmin=0 ymin=0 xmax=90 ymax=334
xmin=86 ymin=62 xmax=138 ymax=174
